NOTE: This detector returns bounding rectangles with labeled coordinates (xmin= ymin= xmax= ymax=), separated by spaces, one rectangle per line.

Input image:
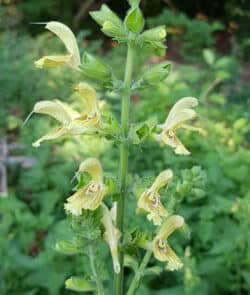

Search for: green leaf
xmin=129 ymin=120 xmax=156 ymax=144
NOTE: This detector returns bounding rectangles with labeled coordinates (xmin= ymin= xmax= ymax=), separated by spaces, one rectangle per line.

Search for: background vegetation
xmin=0 ymin=0 xmax=249 ymax=294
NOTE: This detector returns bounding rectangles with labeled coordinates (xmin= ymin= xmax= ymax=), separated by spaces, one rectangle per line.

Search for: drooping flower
xmin=137 ymin=169 xmax=173 ymax=225
xmin=64 ymin=158 xmax=106 ymax=214
xmin=101 ymin=203 xmax=121 ymax=273
xmin=29 ymin=83 xmax=100 ymax=147
xmin=34 ymin=21 xmax=80 ymax=69
xmin=153 ymin=215 xmax=184 ymax=271
xmin=154 ymin=97 xmax=203 ymax=155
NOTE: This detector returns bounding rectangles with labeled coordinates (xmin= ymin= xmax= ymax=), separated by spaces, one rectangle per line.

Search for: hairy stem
xmin=88 ymin=244 xmax=105 ymax=295
xmin=113 ymin=42 xmax=134 ymax=295
xmin=127 ymin=250 xmax=152 ymax=295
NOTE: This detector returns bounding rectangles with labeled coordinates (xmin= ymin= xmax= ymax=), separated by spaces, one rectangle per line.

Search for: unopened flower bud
xmin=102 ymin=20 xmax=126 ymax=40
xmin=80 ymin=53 xmax=112 ymax=81
xmin=90 ymin=4 xmax=121 ymax=26
xmin=140 ymin=26 xmax=167 ymax=42
xmin=65 ymin=276 xmax=95 ymax=292
xmin=90 ymin=5 xmax=125 ymax=40
xmin=143 ymin=62 xmax=171 ymax=85
xmin=54 ymin=240 xmax=79 ymax=255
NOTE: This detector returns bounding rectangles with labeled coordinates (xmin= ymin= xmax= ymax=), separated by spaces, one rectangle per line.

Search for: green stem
xmin=88 ymin=244 xmax=105 ymax=295
xmin=113 ymin=42 xmax=134 ymax=295
xmin=127 ymin=250 xmax=152 ymax=295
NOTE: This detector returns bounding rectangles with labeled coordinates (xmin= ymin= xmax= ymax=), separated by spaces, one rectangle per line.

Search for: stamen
xmin=148 ymin=191 xmax=160 ymax=208
xmin=158 ymin=239 xmax=168 ymax=252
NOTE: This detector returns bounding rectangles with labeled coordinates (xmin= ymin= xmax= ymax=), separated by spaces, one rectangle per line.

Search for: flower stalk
xmin=127 ymin=250 xmax=152 ymax=295
xmin=114 ymin=42 xmax=134 ymax=295
xmin=88 ymin=244 xmax=105 ymax=295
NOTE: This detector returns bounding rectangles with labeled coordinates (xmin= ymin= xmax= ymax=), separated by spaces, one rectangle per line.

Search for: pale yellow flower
xmin=30 ymin=83 xmax=100 ymax=147
xmin=153 ymin=215 xmax=184 ymax=271
xmin=137 ymin=170 xmax=173 ymax=225
xmin=64 ymin=158 xmax=106 ymax=214
xmin=34 ymin=21 xmax=80 ymax=69
xmin=155 ymin=97 xmax=203 ymax=155
xmin=101 ymin=203 xmax=121 ymax=273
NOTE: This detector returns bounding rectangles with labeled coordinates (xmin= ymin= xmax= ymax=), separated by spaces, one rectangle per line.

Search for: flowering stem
xmin=126 ymin=250 xmax=152 ymax=295
xmin=113 ymin=42 xmax=134 ymax=295
xmin=88 ymin=244 xmax=105 ymax=295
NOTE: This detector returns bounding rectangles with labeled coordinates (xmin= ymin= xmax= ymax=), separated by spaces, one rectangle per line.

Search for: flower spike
xmin=64 ymin=158 xmax=106 ymax=214
xmin=153 ymin=215 xmax=184 ymax=271
xmin=29 ymin=84 xmax=100 ymax=147
xmin=34 ymin=21 xmax=80 ymax=69
xmin=154 ymin=97 xmax=203 ymax=155
xmin=101 ymin=203 xmax=121 ymax=273
xmin=137 ymin=169 xmax=173 ymax=226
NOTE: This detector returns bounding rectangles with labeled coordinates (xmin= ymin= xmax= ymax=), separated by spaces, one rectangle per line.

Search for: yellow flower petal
xmin=137 ymin=170 xmax=172 ymax=225
xmin=163 ymin=97 xmax=198 ymax=129
xmin=33 ymin=100 xmax=74 ymax=123
xmin=64 ymin=181 xmax=106 ymax=213
xmin=160 ymin=131 xmax=190 ymax=155
xmin=152 ymin=215 xmax=184 ymax=271
xmin=150 ymin=170 xmax=173 ymax=192
xmin=74 ymin=83 xmax=99 ymax=114
xmin=67 ymin=113 xmax=100 ymax=135
xmin=55 ymin=100 xmax=81 ymax=120
xmin=137 ymin=190 xmax=168 ymax=226
xmin=165 ymin=247 xmax=183 ymax=271
xmin=78 ymin=158 xmax=103 ymax=183
xmin=45 ymin=21 xmax=80 ymax=68
xmin=155 ymin=97 xmax=201 ymax=155
xmin=153 ymin=239 xmax=183 ymax=270
xmin=30 ymin=96 xmax=100 ymax=147
xmin=32 ymin=126 xmax=67 ymax=147
xmin=156 ymin=215 xmax=184 ymax=240
xmin=34 ymin=55 xmax=72 ymax=68
xmin=101 ymin=203 xmax=121 ymax=273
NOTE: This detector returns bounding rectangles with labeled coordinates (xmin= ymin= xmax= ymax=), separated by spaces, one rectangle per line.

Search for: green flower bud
xmin=80 ymin=52 xmax=112 ymax=81
xmin=54 ymin=240 xmax=79 ymax=255
xmin=102 ymin=20 xmax=126 ymax=41
xmin=65 ymin=276 xmax=96 ymax=292
xmin=140 ymin=26 xmax=167 ymax=42
xmin=90 ymin=4 xmax=121 ymax=26
xmin=90 ymin=5 xmax=125 ymax=40
xmin=142 ymin=62 xmax=171 ymax=85
xmin=125 ymin=7 xmax=144 ymax=33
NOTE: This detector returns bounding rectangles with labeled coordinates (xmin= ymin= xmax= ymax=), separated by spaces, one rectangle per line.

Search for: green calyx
xmin=80 ymin=52 xmax=112 ymax=82
xmin=142 ymin=62 xmax=171 ymax=85
xmin=125 ymin=7 xmax=144 ymax=34
xmin=65 ymin=276 xmax=96 ymax=292
xmin=90 ymin=5 xmax=126 ymax=41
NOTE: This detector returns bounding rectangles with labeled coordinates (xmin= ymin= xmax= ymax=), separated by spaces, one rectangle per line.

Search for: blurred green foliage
xmin=147 ymin=9 xmax=224 ymax=62
xmin=0 ymin=1 xmax=250 ymax=294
